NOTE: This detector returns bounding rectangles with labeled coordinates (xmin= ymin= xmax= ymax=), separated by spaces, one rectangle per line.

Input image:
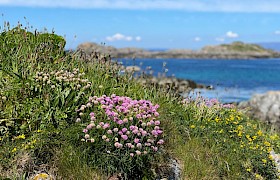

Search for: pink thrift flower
xmin=151 ymin=130 xmax=158 ymax=136
xmin=113 ymin=128 xmax=118 ymax=132
xmin=133 ymin=129 xmax=139 ymax=134
xmin=136 ymin=150 xmax=141 ymax=155
xmin=126 ymin=143 xmax=132 ymax=148
xmin=157 ymin=139 xmax=164 ymax=145
xmin=123 ymin=118 xmax=128 ymax=123
xmin=86 ymin=124 xmax=93 ymax=130
xmin=143 ymin=151 xmax=148 ymax=155
xmin=136 ymin=143 xmax=142 ymax=148
xmin=141 ymin=131 xmax=147 ymax=136
xmin=134 ymin=138 xmax=140 ymax=144
xmin=156 ymin=130 xmax=163 ymax=135
xmin=90 ymin=138 xmax=95 ymax=143
xmin=154 ymin=112 xmax=159 ymax=117
xmin=145 ymin=143 xmax=151 ymax=146
xmin=154 ymin=126 xmax=160 ymax=130
xmin=84 ymin=134 xmax=90 ymax=139
xmin=83 ymin=129 xmax=88 ymax=133
xmin=103 ymin=123 xmax=110 ymax=129
xmin=130 ymin=153 xmax=134 ymax=157
xmin=76 ymin=118 xmax=81 ymax=123
xmin=118 ymin=131 xmax=123 ymax=135
xmin=155 ymin=120 xmax=160 ymax=125
xmin=122 ymin=128 xmax=127 ymax=133
xmin=153 ymin=146 xmax=158 ymax=152
xmin=117 ymin=120 xmax=123 ymax=125
xmin=130 ymin=126 xmax=135 ymax=131
xmin=121 ymin=135 xmax=128 ymax=140
xmin=89 ymin=112 xmax=95 ymax=117
xmin=107 ymin=130 xmax=113 ymax=134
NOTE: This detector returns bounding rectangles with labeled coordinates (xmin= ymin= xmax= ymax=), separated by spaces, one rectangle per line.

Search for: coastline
xmin=77 ymin=41 xmax=280 ymax=60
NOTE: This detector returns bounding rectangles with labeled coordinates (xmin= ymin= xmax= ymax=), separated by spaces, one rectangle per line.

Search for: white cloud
xmin=194 ymin=37 xmax=201 ymax=42
xmin=2 ymin=0 xmax=280 ymax=12
xmin=226 ymin=31 xmax=239 ymax=38
xmin=275 ymin=30 xmax=280 ymax=35
xmin=106 ymin=33 xmax=141 ymax=42
xmin=215 ymin=37 xmax=225 ymax=42
xmin=135 ymin=36 xmax=142 ymax=41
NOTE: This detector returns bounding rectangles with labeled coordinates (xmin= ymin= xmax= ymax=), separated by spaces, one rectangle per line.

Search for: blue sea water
xmin=117 ymin=58 xmax=280 ymax=103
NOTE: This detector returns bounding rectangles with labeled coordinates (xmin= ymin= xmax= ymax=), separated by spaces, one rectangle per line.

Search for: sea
xmin=116 ymin=58 xmax=280 ymax=103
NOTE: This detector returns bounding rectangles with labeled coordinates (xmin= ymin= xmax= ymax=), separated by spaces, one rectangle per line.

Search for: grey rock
xmin=239 ymin=91 xmax=280 ymax=129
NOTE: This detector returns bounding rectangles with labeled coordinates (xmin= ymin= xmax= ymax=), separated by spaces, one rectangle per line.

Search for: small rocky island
xmin=77 ymin=41 xmax=280 ymax=59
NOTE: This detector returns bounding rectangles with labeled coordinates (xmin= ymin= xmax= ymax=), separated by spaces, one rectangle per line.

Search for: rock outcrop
xmin=238 ymin=91 xmax=280 ymax=129
xmin=77 ymin=41 xmax=280 ymax=60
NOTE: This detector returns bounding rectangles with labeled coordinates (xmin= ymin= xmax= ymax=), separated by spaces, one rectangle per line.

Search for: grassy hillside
xmin=202 ymin=41 xmax=275 ymax=53
xmin=0 ymin=24 xmax=280 ymax=180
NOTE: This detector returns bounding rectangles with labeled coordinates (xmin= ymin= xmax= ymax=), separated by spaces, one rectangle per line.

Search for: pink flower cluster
xmin=79 ymin=94 xmax=164 ymax=157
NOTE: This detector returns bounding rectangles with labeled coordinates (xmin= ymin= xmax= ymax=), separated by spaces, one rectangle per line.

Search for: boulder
xmin=238 ymin=91 xmax=280 ymax=129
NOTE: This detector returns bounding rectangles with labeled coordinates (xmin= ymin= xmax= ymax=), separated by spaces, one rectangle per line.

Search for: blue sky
xmin=0 ymin=0 xmax=280 ymax=50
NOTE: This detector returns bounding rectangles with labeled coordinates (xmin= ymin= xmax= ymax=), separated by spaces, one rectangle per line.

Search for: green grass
xmin=0 ymin=23 xmax=280 ymax=180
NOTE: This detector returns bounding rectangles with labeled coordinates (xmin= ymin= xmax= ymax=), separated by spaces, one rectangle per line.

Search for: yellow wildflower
xmin=236 ymin=115 xmax=241 ymax=120
xmin=11 ymin=148 xmax=17 ymax=153
xmin=246 ymin=168 xmax=251 ymax=172
xmin=238 ymin=131 xmax=243 ymax=137
xmin=262 ymin=159 xmax=267 ymax=163
xmin=264 ymin=141 xmax=271 ymax=147
xmin=270 ymin=134 xmax=279 ymax=140
xmin=257 ymin=130 xmax=263 ymax=136
xmin=215 ymin=117 xmax=220 ymax=122
xmin=237 ymin=125 xmax=243 ymax=130
xmin=190 ymin=125 xmax=195 ymax=129
xmin=15 ymin=134 xmax=25 ymax=140
xmin=255 ymin=174 xmax=262 ymax=179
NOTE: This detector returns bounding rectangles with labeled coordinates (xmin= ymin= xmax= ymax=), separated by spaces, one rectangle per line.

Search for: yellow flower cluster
xmin=183 ymin=97 xmax=280 ymax=178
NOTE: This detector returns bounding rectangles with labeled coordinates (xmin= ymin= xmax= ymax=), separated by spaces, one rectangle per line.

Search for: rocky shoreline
xmin=77 ymin=41 xmax=280 ymax=60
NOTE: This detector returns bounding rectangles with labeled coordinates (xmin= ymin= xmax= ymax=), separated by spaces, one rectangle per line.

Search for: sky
xmin=0 ymin=0 xmax=280 ymax=50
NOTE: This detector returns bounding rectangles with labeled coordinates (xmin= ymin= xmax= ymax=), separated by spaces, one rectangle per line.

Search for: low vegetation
xmin=0 ymin=23 xmax=279 ymax=180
